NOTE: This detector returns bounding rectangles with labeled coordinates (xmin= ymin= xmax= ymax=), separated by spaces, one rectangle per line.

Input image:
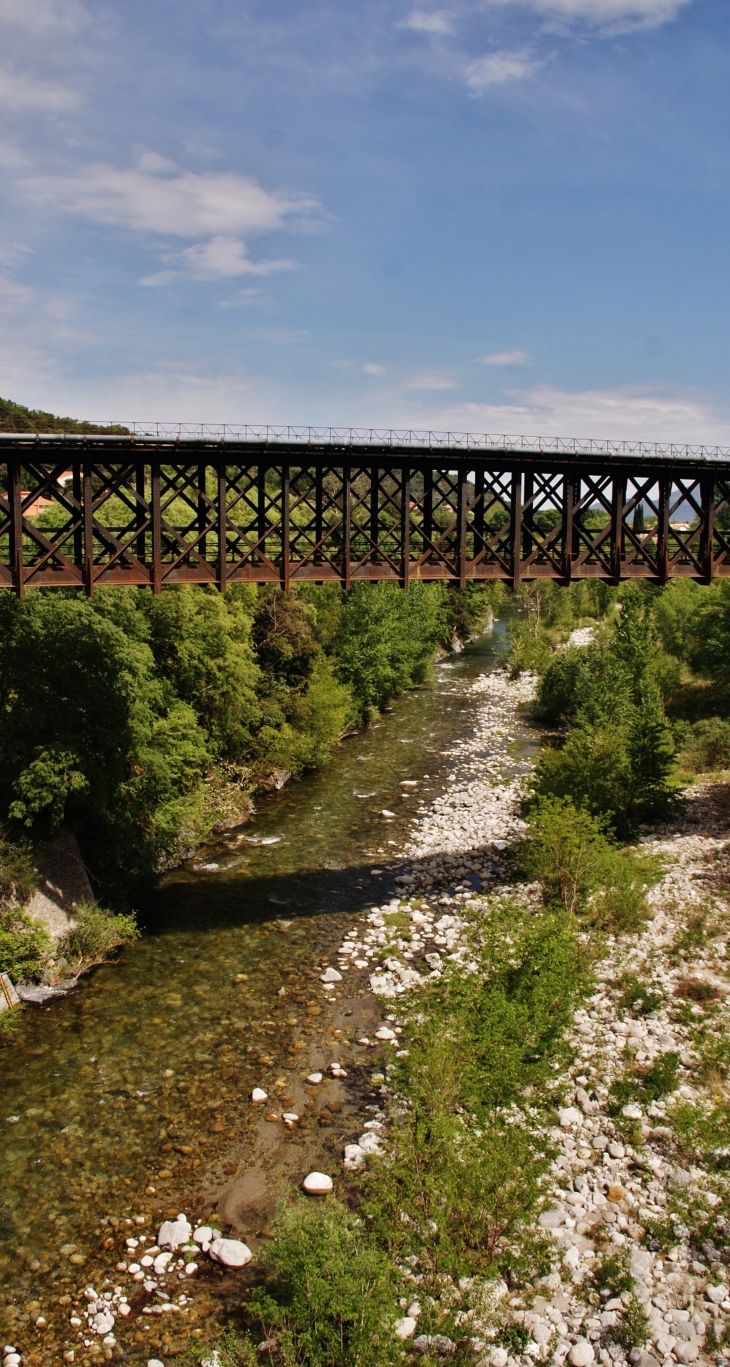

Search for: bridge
xmin=1 ymin=425 xmax=729 ymax=596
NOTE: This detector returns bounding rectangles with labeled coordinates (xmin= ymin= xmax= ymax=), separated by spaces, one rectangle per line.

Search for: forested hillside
xmin=0 ymin=580 xmax=495 ymax=895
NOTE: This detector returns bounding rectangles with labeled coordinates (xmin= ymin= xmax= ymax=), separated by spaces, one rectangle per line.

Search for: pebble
xmin=306 ymin=1072 xmax=323 ymax=1084
xmin=320 ymin=967 xmax=342 ymax=983
xmin=251 ymin=1087 xmax=268 ymax=1102
xmin=302 ymin=1171 xmax=333 ymax=1195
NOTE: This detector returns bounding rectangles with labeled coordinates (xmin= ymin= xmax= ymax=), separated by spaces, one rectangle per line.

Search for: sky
xmin=1 ymin=0 xmax=729 ymax=443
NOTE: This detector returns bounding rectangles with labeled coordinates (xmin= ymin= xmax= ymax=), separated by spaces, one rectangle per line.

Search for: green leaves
xmin=8 ymin=746 xmax=89 ymax=831
xmin=518 ymin=796 xmax=660 ymax=932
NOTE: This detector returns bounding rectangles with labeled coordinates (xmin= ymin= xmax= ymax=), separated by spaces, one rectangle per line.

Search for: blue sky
xmin=1 ymin=0 xmax=729 ymax=442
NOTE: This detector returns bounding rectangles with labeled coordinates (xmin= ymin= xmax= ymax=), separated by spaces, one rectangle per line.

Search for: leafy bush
xmin=608 ymin=1052 xmax=680 ymax=1113
xmin=617 ymin=973 xmax=665 ymax=1017
xmin=61 ymin=901 xmax=139 ymax=970
xmin=0 ymin=905 xmax=51 ymax=980
xmin=246 ymin=1199 xmax=399 ymax=1367
xmin=518 ymin=797 xmax=658 ymax=931
xmin=0 ymin=837 xmax=36 ymax=909
xmin=678 ymin=718 xmax=730 ymax=773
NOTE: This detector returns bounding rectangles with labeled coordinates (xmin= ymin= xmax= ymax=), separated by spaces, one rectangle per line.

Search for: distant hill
xmin=0 ymin=396 xmax=128 ymax=434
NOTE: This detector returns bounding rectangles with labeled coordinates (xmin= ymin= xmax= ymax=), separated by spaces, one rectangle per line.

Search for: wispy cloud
xmin=464 ymin=50 xmax=541 ymax=91
xmin=478 ymin=349 xmax=530 ymax=366
xmin=393 ymin=384 xmax=729 ymax=446
xmin=25 ymin=154 xmax=319 ymax=238
xmin=363 ymin=361 xmax=387 ymax=376
xmin=0 ymin=0 xmax=88 ymax=33
xmin=140 ymin=235 xmax=298 ymax=285
xmin=0 ymin=66 xmax=79 ymax=110
xmin=486 ymin=0 xmax=691 ymax=34
xmin=399 ymin=9 xmax=455 ymax=34
xmin=23 ymin=153 xmax=320 ymax=289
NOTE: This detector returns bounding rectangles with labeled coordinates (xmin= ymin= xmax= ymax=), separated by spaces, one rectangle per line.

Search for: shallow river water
xmin=0 ymin=622 xmax=521 ymax=1361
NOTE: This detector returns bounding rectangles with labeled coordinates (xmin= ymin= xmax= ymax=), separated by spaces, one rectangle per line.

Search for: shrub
xmin=678 ymin=718 xmax=730 ymax=773
xmin=0 ymin=905 xmax=51 ymax=980
xmin=0 ymin=837 xmax=36 ymax=909
xmin=61 ymin=901 xmax=139 ymax=971
xmin=608 ymin=1052 xmax=680 ymax=1113
xmin=246 ymin=1199 xmax=399 ymax=1367
xmin=617 ymin=974 xmax=665 ymax=1017
xmin=518 ymin=797 xmax=658 ymax=931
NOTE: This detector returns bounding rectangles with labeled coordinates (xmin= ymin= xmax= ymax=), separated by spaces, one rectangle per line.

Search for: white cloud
xmin=406 ymin=373 xmax=461 ymax=390
xmin=0 ymin=0 xmax=87 ymax=31
xmin=25 ymin=156 xmax=319 ymax=239
xmin=478 ymin=350 xmax=529 ymax=366
xmin=0 ymin=67 xmax=78 ymax=110
xmin=487 ymin=0 xmax=690 ymax=32
xmin=139 ymin=235 xmax=298 ymax=284
xmin=400 ymin=10 xmax=455 ymax=34
xmin=393 ymin=384 xmax=730 ymax=446
xmin=464 ymin=51 xmax=540 ymax=91
xmin=363 ymin=362 xmax=387 ymax=376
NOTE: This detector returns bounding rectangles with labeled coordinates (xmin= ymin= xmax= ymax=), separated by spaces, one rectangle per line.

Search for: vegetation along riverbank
xmin=2 ymin=573 xmax=730 ymax=1367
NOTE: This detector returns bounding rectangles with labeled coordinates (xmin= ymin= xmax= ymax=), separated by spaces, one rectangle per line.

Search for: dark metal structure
xmin=1 ymin=427 xmax=730 ymax=595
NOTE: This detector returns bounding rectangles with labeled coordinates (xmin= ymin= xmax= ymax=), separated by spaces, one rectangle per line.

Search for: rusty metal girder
xmin=1 ymin=433 xmax=729 ymax=595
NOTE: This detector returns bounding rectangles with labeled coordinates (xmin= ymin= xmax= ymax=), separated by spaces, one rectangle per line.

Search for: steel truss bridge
xmin=1 ymin=427 xmax=730 ymax=596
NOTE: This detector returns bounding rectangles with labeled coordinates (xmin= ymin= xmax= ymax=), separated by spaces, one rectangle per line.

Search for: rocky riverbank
xmin=326 ymin=674 xmax=730 ymax=1367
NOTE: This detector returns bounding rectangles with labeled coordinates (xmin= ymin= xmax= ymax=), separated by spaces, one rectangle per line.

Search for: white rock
xmin=375 ymin=1026 xmax=397 ymax=1039
xmin=193 ymin=1226 xmax=214 ymax=1245
xmin=381 ymin=810 xmax=396 ymax=818
xmin=358 ymin=1131 xmax=383 ymax=1154
xmin=251 ymin=1087 xmax=268 ymax=1102
xmin=306 ymin=1072 xmax=323 ymax=1084
xmin=157 ymin=1215 xmax=192 ymax=1250
xmin=706 ymin=1285 xmax=726 ymax=1304
xmin=491 ymin=1350 xmax=509 ymax=1367
xmin=209 ymin=1238 xmax=252 ymax=1268
xmin=344 ymin=1144 xmax=365 ymax=1169
xmin=568 ymin=1340 xmax=595 ymax=1366
xmin=153 ymin=1252 xmax=172 ymax=1274
xmin=558 ymin=1107 xmax=582 ymax=1128
xmin=302 ymin=1171 xmax=333 ymax=1194
xmin=185 ymin=1262 xmax=198 ymax=1276
xmin=148 ymin=1360 xmax=165 ymax=1367
xmin=320 ymin=967 xmax=342 ymax=983
xmin=622 ymin=1103 xmax=643 ymax=1119
xmin=539 ymin=1208 xmax=567 ymax=1228
xmin=395 ymin=1317 xmax=417 ymax=1339
xmin=532 ymin=1325 xmax=551 ymax=1345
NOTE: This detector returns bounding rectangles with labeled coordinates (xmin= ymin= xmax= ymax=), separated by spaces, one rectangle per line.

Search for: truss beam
xmin=1 ymin=435 xmax=729 ymax=594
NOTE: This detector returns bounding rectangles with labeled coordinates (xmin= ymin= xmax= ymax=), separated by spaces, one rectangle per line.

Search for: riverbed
xmin=0 ymin=621 xmax=533 ymax=1363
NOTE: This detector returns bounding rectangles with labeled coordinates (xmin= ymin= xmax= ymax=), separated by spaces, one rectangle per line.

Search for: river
xmin=0 ymin=620 xmax=520 ymax=1363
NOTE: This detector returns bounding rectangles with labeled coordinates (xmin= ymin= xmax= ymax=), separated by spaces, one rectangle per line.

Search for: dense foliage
xmin=0 ymin=580 xmax=495 ymax=893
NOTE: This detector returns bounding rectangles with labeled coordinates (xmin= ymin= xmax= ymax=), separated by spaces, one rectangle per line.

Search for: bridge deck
xmin=1 ymin=431 xmax=729 ymax=594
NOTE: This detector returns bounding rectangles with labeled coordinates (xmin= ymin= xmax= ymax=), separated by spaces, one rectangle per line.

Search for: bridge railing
xmin=3 ymin=423 xmax=730 ymax=462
